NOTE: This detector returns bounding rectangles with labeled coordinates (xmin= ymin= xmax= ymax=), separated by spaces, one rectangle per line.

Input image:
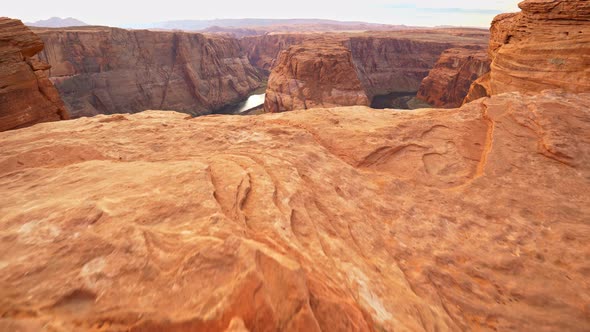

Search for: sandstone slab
xmin=1 ymin=91 xmax=589 ymax=331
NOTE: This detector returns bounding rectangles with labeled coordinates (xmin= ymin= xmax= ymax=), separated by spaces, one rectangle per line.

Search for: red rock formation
xmin=264 ymin=30 xmax=489 ymax=112
xmin=417 ymin=47 xmax=490 ymax=108
xmin=240 ymin=34 xmax=312 ymax=71
xmin=1 ymin=90 xmax=589 ymax=331
xmin=34 ymin=26 xmax=263 ymax=118
xmin=0 ymin=18 xmax=68 ymax=131
xmin=348 ymin=36 xmax=452 ymax=97
xmin=263 ymin=41 xmax=370 ymax=113
xmin=467 ymin=0 xmax=590 ymax=99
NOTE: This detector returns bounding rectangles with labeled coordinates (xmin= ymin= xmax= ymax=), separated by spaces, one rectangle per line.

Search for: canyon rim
xmin=1 ymin=0 xmax=589 ymax=331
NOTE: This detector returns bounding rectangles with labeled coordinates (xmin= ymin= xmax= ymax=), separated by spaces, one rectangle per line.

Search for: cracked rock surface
xmin=1 ymin=90 xmax=589 ymax=331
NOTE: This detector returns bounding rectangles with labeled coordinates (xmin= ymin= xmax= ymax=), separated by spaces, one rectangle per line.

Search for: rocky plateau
xmin=1 ymin=90 xmax=589 ymax=331
xmin=1 ymin=0 xmax=590 ymax=331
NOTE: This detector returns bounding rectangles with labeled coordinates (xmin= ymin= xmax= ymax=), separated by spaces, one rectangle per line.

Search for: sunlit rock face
xmin=263 ymin=41 xmax=371 ymax=113
xmin=263 ymin=29 xmax=489 ymax=113
xmin=1 ymin=90 xmax=589 ymax=331
xmin=417 ymin=47 xmax=490 ymax=108
xmin=465 ymin=0 xmax=590 ymax=101
xmin=0 ymin=18 xmax=69 ymax=132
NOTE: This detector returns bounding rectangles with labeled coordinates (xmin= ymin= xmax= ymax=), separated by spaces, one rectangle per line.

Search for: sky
xmin=4 ymin=0 xmax=522 ymax=28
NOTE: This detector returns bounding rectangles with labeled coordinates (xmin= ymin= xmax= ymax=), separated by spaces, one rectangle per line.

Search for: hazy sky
xmin=5 ymin=0 xmax=522 ymax=27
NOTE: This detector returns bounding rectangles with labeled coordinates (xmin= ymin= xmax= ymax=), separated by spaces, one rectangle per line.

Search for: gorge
xmin=1 ymin=0 xmax=589 ymax=331
xmin=19 ymin=26 xmax=491 ymax=120
xmin=32 ymin=26 xmax=263 ymax=118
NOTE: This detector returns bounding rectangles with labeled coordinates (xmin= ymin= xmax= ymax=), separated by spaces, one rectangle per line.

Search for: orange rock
xmin=1 ymin=90 xmax=589 ymax=331
xmin=240 ymin=34 xmax=312 ymax=71
xmin=264 ymin=41 xmax=370 ymax=113
xmin=476 ymin=0 xmax=590 ymax=96
xmin=417 ymin=47 xmax=490 ymax=108
xmin=0 ymin=18 xmax=68 ymax=132
xmin=263 ymin=30 xmax=489 ymax=112
xmin=33 ymin=26 xmax=263 ymax=118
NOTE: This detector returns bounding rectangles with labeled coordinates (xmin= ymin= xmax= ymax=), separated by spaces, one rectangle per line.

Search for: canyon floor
xmin=1 ymin=90 xmax=589 ymax=331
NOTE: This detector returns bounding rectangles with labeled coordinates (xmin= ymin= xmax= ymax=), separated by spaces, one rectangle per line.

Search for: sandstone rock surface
xmin=263 ymin=30 xmax=488 ymax=113
xmin=33 ymin=26 xmax=263 ymax=118
xmin=263 ymin=41 xmax=370 ymax=113
xmin=0 ymin=18 xmax=68 ymax=131
xmin=417 ymin=47 xmax=490 ymax=108
xmin=240 ymin=34 xmax=312 ymax=71
xmin=1 ymin=90 xmax=589 ymax=331
xmin=471 ymin=0 xmax=590 ymax=98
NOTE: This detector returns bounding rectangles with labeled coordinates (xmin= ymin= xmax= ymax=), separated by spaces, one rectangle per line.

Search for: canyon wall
xmin=264 ymin=30 xmax=489 ymax=112
xmin=417 ymin=47 xmax=490 ymax=108
xmin=0 ymin=18 xmax=68 ymax=131
xmin=239 ymin=34 xmax=311 ymax=71
xmin=263 ymin=41 xmax=370 ymax=113
xmin=348 ymin=36 xmax=453 ymax=97
xmin=34 ymin=27 xmax=263 ymax=118
xmin=465 ymin=0 xmax=590 ymax=101
xmin=2 ymin=1 xmax=590 ymax=331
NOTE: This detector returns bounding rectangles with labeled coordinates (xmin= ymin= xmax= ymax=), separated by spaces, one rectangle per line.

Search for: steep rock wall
xmin=348 ymin=37 xmax=453 ymax=97
xmin=239 ymin=34 xmax=311 ymax=71
xmin=264 ymin=30 xmax=489 ymax=112
xmin=417 ymin=47 xmax=490 ymax=108
xmin=35 ymin=27 xmax=263 ymax=117
xmin=466 ymin=0 xmax=590 ymax=100
xmin=0 ymin=18 xmax=68 ymax=131
xmin=263 ymin=41 xmax=370 ymax=113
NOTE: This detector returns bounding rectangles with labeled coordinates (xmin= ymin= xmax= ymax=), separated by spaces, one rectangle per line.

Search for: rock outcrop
xmin=417 ymin=47 xmax=490 ymax=108
xmin=1 ymin=90 xmax=589 ymax=331
xmin=0 ymin=18 xmax=68 ymax=132
xmin=33 ymin=26 xmax=263 ymax=117
xmin=263 ymin=41 xmax=370 ymax=113
xmin=348 ymin=35 xmax=451 ymax=97
xmin=240 ymin=34 xmax=312 ymax=71
xmin=465 ymin=0 xmax=590 ymax=101
xmin=264 ymin=30 xmax=489 ymax=112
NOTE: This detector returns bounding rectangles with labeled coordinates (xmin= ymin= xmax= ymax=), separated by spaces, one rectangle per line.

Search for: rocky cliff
xmin=348 ymin=36 xmax=451 ymax=97
xmin=465 ymin=0 xmax=590 ymax=100
xmin=1 ymin=90 xmax=589 ymax=331
xmin=417 ymin=47 xmax=490 ymax=108
xmin=0 ymin=18 xmax=68 ymax=131
xmin=264 ymin=30 xmax=489 ymax=112
xmin=34 ymin=26 xmax=263 ymax=117
xmin=239 ymin=34 xmax=312 ymax=71
xmin=263 ymin=41 xmax=370 ymax=113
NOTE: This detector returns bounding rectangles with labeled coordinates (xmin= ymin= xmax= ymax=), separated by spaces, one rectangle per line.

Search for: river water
xmin=214 ymin=93 xmax=265 ymax=115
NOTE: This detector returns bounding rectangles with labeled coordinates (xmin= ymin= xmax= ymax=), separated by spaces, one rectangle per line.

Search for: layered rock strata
xmin=239 ymin=34 xmax=311 ymax=71
xmin=34 ymin=26 xmax=263 ymax=117
xmin=465 ymin=0 xmax=590 ymax=101
xmin=263 ymin=42 xmax=370 ymax=113
xmin=1 ymin=90 xmax=589 ymax=331
xmin=417 ymin=47 xmax=490 ymax=108
xmin=263 ymin=30 xmax=489 ymax=112
xmin=0 ymin=18 xmax=68 ymax=131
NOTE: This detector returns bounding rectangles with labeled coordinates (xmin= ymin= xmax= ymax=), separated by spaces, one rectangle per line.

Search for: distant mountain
xmin=26 ymin=17 xmax=88 ymax=28
xmin=127 ymin=18 xmax=414 ymax=32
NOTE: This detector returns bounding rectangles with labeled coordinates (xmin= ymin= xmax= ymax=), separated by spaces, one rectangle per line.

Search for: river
xmin=214 ymin=93 xmax=265 ymax=115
